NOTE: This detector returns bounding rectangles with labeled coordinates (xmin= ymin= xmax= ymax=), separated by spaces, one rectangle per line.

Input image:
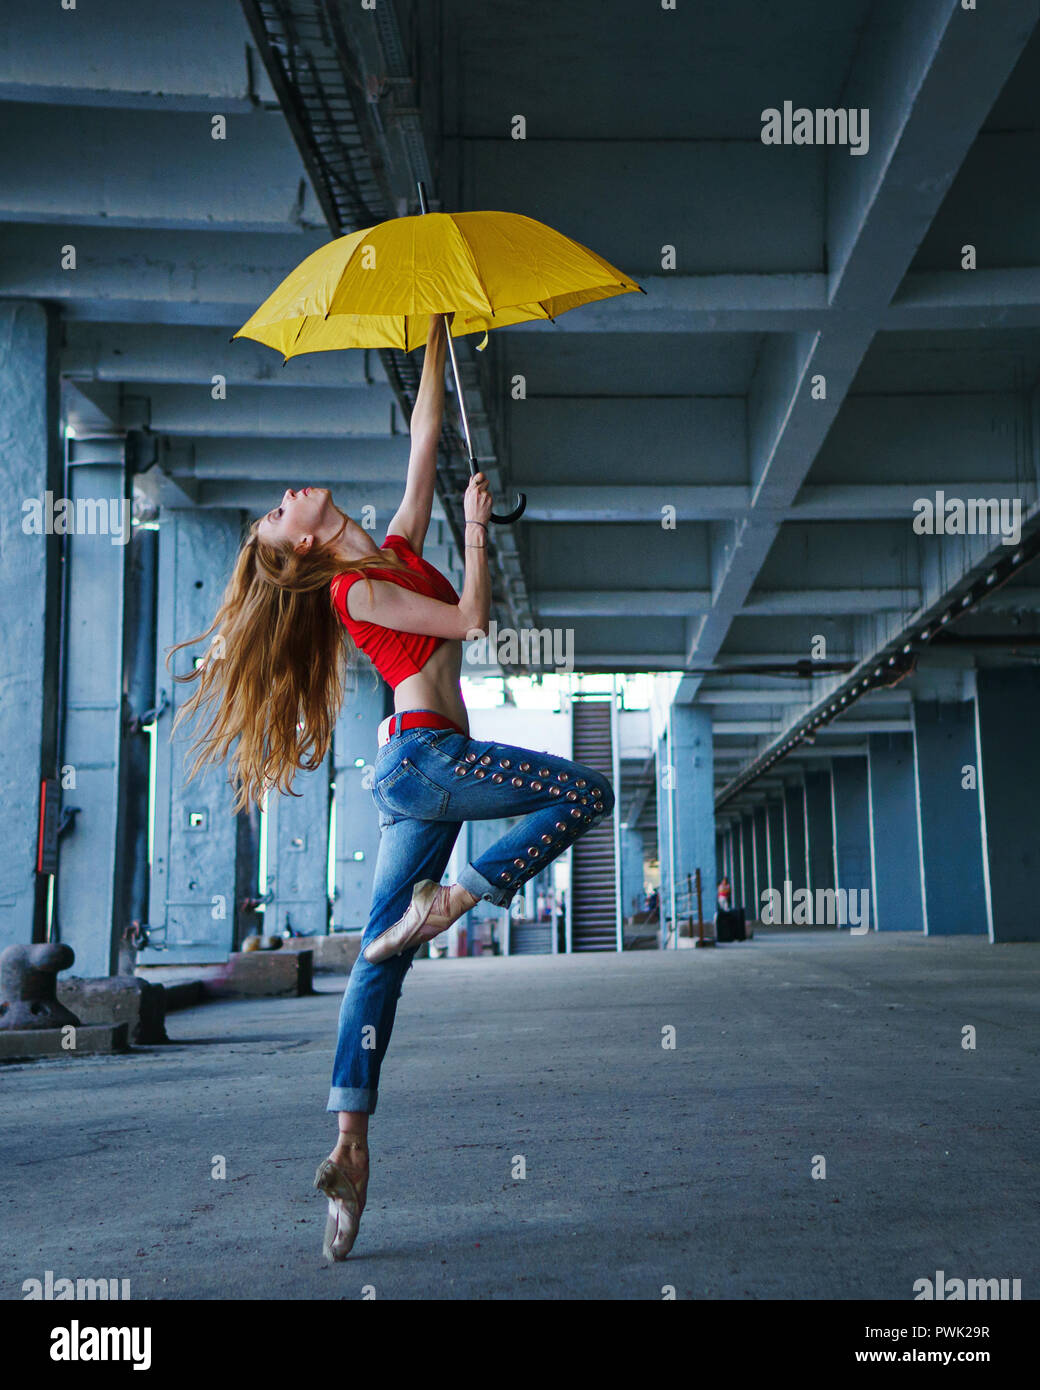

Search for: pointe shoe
xmin=314 ymin=1139 xmax=368 ymax=1261
xmin=363 ymin=880 xmax=458 ymax=964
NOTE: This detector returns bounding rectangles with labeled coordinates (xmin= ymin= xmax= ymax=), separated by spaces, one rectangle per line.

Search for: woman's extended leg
xmin=319 ymin=808 xmax=461 ymax=1257
xmin=327 ymin=811 xmax=463 ymax=1117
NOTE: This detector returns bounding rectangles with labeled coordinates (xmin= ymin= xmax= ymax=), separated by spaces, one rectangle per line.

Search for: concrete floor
xmin=1 ymin=931 xmax=1036 ymax=1301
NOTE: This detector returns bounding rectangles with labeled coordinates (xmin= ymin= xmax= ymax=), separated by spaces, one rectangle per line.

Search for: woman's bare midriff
xmin=392 ymin=638 xmax=469 ymax=735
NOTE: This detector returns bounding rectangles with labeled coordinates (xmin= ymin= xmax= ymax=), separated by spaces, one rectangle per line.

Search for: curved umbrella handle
xmin=491 ymin=491 xmax=527 ymax=524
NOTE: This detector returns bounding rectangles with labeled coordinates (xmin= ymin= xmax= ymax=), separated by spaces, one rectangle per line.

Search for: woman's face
xmin=258 ymin=487 xmax=340 ymax=549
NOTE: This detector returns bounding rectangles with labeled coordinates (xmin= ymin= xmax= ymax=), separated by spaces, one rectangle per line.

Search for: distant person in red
xmin=717 ymin=876 xmax=732 ymax=912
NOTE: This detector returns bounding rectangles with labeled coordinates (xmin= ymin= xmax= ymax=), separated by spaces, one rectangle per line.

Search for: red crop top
xmin=330 ymin=533 xmax=461 ymax=690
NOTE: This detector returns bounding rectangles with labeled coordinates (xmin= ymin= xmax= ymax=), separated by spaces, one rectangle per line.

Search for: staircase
xmin=570 ymin=697 xmax=618 ymax=951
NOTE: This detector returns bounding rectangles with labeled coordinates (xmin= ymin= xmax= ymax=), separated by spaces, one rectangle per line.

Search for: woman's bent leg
xmin=459 ymin=749 xmax=614 ymax=906
xmin=390 ymin=730 xmax=615 ymax=909
xmin=327 ymin=812 xmax=462 ymax=1114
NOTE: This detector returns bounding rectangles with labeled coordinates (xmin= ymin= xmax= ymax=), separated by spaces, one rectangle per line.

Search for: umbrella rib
xmin=449 ymin=215 xmax=497 ymax=320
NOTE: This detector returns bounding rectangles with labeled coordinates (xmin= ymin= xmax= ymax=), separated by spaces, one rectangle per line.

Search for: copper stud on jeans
xmin=539 ymin=767 xmax=550 ymax=777
xmin=531 ymin=781 xmax=542 ymax=791
xmin=513 ymin=857 xmax=525 ymax=868
xmin=511 ymin=776 xmax=523 ymax=788
xmin=527 ymin=847 xmax=540 ymax=857
xmin=566 ymin=791 xmax=578 ymax=802
xmin=500 ymin=871 xmax=512 ymax=882
xmin=576 ymin=778 xmax=586 ymax=788
xmin=541 ymin=833 xmax=552 ymax=844
xmin=454 ymin=766 xmax=466 ymax=776
xmin=549 ymin=786 xmax=561 ymax=797
xmin=474 ymin=768 xmax=486 ymax=779
xmin=555 ymin=821 xmax=567 ymax=831
xmin=465 ymin=752 xmax=477 ymax=762
xmin=480 ymin=754 xmax=492 ymax=765
xmin=491 ymin=773 xmax=503 ymax=783
xmin=558 ymin=772 xmax=569 ymax=782
xmin=500 ymin=758 xmax=511 ymax=768
xmin=570 ymin=808 xmax=581 ymax=818
xmin=519 ymin=762 xmax=530 ymax=772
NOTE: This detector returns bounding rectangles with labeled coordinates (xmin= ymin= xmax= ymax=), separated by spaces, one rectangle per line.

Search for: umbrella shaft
xmin=417 ymin=180 xmax=477 ymax=478
xmin=442 ymin=318 xmax=478 ymax=475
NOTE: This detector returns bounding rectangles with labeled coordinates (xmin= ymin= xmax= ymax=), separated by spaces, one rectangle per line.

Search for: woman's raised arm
xmin=385 ymin=314 xmax=450 ymax=554
xmin=348 ymin=473 xmax=493 ymax=638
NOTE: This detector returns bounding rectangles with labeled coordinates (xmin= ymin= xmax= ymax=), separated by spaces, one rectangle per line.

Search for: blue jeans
xmin=327 ymin=711 xmax=615 ymax=1114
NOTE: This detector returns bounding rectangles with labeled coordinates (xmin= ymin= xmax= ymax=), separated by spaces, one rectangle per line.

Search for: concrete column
xmin=766 ymin=799 xmax=785 ymax=895
xmin=117 ymin=523 xmax=158 ymax=971
xmin=0 ymin=302 xmax=62 ymax=952
xmin=831 ymin=756 xmax=872 ymax=928
xmin=619 ymin=825 xmax=644 ymax=920
xmin=975 ymin=668 xmax=1040 ymax=942
xmin=804 ymin=767 xmax=835 ymax=894
xmin=911 ymin=699 xmax=987 ymax=935
xmin=53 ymin=441 xmax=132 ymax=977
xmin=783 ymin=779 xmax=808 ymax=895
xmin=331 ymin=669 xmax=390 ymax=931
xmin=867 ymin=733 xmax=925 ymax=932
xmin=752 ymin=804 xmax=768 ymax=917
xmin=265 ymin=760 xmax=331 ymax=939
xmin=144 ymin=508 xmax=245 ymax=964
xmin=738 ymin=814 xmax=754 ymax=911
xmin=669 ymin=704 xmax=716 ymax=923
xmin=654 ymin=731 xmax=673 ymax=936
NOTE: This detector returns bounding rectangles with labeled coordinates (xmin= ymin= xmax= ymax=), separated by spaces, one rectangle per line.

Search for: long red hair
xmin=166 ymin=514 xmax=419 ymax=813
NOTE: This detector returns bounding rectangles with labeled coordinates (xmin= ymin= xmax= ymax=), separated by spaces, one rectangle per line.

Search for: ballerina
xmin=168 ymin=314 xmax=614 ymax=1259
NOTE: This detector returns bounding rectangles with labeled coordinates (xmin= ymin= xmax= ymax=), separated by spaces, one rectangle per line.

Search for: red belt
xmin=378 ymin=711 xmax=465 ymax=746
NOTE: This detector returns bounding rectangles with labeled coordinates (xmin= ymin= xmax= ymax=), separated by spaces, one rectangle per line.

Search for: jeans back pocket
xmin=374 ymin=757 xmax=450 ymax=820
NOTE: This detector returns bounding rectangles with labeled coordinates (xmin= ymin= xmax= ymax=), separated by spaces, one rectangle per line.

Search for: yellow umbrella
xmin=232 ymin=181 xmax=644 ymax=521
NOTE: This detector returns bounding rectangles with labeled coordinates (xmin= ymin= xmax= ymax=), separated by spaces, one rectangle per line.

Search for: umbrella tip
xmin=228 ymin=334 xmax=237 ymax=343
xmin=638 ymin=285 xmax=648 ymax=295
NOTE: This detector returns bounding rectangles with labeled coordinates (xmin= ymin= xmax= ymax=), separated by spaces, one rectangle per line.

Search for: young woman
xmin=168 ymin=313 xmax=614 ymax=1262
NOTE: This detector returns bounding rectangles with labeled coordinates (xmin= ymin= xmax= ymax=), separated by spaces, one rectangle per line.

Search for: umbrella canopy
xmin=232 ymin=210 xmax=643 ymax=360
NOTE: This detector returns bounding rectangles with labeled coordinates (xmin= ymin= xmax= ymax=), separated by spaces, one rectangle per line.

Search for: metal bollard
xmin=0 ymin=943 xmax=82 ymax=1030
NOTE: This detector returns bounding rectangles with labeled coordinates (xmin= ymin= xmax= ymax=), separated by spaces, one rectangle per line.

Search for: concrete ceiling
xmin=4 ymin=0 xmax=1040 ymax=804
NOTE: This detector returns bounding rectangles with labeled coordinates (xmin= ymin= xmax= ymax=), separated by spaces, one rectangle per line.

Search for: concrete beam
xmin=681 ymin=0 xmax=1039 ymax=700
xmin=123 ymin=385 xmax=398 ymax=437
xmin=62 ymin=324 xmax=383 ymax=388
xmin=0 ymin=105 xmax=323 ymax=231
xmin=826 ymin=0 xmax=1039 ymax=308
xmin=0 ymin=1 xmax=276 ymax=111
xmin=0 ymin=223 xmax=330 ymax=325
xmin=170 ymin=435 xmax=411 ymax=481
xmin=536 ymin=589 xmax=918 ymax=618
xmin=520 ymin=483 xmax=1029 ymax=524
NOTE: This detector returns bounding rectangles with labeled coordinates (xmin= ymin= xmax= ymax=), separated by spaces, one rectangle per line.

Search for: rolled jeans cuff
xmin=458 ymin=862 xmax=514 ymax=908
xmin=327 ymin=1086 xmax=376 ymax=1115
